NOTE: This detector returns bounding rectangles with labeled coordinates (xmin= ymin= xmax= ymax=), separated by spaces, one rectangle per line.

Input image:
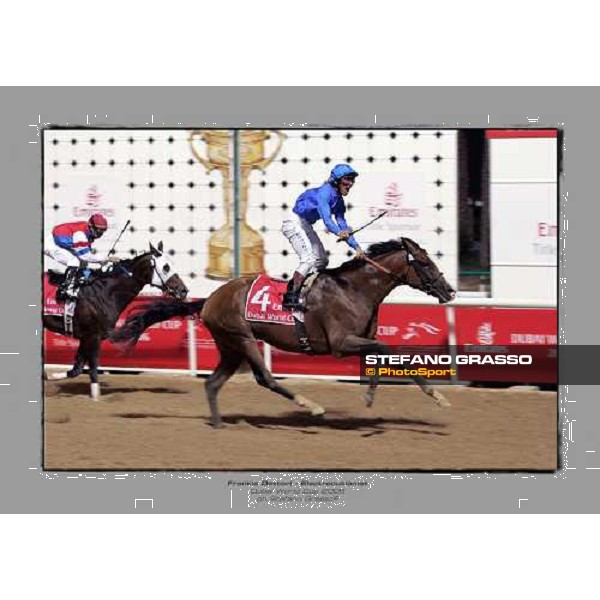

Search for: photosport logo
xmin=357 ymin=345 xmax=556 ymax=385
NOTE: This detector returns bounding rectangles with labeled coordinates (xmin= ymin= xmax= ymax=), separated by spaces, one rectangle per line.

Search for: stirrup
xmin=282 ymin=290 xmax=305 ymax=311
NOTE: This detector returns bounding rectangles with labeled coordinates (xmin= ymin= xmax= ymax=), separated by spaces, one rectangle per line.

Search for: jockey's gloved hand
xmin=107 ymin=256 xmax=120 ymax=263
xmin=355 ymin=249 xmax=365 ymax=260
xmin=337 ymin=230 xmax=351 ymax=241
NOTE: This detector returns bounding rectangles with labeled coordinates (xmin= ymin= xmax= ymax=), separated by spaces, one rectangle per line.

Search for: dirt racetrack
xmin=44 ymin=371 xmax=557 ymax=471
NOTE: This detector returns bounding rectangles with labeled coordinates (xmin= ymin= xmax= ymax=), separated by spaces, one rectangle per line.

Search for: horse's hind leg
xmin=243 ymin=340 xmax=325 ymax=417
xmin=205 ymin=349 xmax=244 ymax=428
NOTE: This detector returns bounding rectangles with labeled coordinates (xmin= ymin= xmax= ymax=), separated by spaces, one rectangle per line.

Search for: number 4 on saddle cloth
xmin=244 ymin=273 xmax=319 ymax=352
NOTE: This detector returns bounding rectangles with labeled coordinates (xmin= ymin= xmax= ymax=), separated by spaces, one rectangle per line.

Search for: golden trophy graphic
xmin=189 ymin=129 xmax=286 ymax=279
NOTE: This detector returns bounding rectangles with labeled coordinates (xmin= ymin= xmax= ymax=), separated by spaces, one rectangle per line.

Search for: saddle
xmin=245 ymin=273 xmax=319 ymax=353
xmin=49 ymin=263 xmax=131 ymax=303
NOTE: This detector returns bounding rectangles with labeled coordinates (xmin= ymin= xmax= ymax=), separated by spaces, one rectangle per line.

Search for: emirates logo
xmin=476 ymin=322 xmax=496 ymax=345
xmin=85 ymin=185 xmax=102 ymax=208
xmin=383 ymin=182 xmax=403 ymax=207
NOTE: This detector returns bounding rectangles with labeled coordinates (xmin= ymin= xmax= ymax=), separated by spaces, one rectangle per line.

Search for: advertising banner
xmin=454 ymin=306 xmax=557 ymax=383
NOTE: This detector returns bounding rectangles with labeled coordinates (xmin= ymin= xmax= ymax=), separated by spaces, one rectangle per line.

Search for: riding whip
xmin=107 ymin=219 xmax=131 ymax=256
xmin=336 ymin=210 xmax=388 ymax=242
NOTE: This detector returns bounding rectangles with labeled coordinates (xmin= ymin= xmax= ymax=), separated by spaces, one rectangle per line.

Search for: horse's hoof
xmin=364 ymin=393 xmax=375 ymax=408
xmin=90 ymin=383 xmax=100 ymax=400
xmin=431 ymin=390 xmax=451 ymax=408
xmin=295 ymin=394 xmax=325 ymax=416
xmin=48 ymin=372 xmax=68 ymax=381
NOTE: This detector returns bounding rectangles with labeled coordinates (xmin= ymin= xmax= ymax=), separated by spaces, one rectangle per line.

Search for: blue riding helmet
xmin=328 ymin=164 xmax=359 ymax=183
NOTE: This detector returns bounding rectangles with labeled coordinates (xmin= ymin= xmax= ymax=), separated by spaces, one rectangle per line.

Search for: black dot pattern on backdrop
xmin=46 ymin=129 xmax=452 ymax=284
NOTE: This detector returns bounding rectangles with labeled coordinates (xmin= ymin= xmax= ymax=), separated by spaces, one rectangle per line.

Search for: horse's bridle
xmin=363 ymin=244 xmax=444 ymax=295
xmin=150 ymin=256 xmax=182 ymax=298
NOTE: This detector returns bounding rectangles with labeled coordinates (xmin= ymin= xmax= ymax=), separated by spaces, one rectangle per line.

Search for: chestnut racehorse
xmin=113 ymin=237 xmax=455 ymax=427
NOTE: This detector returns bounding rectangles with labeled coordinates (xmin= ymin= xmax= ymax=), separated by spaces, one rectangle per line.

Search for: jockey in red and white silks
xmin=45 ymin=213 xmax=109 ymax=273
xmin=281 ymin=164 xmax=364 ymax=309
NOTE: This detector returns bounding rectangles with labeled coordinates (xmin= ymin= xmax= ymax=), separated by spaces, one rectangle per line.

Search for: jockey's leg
xmin=305 ymin=222 xmax=329 ymax=272
xmin=282 ymin=214 xmax=318 ymax=309
xmin=45 ymin=246 xmax=77 ymax=274
xmin=333 ymin=334 xmax=451 ymax=408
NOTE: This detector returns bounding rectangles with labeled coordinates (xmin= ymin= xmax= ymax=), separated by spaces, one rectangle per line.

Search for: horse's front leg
xmin=68 ymin=343 xmax=87 ymax=378
xmin=46 ymin=341 xmax=86 ymax=381
xmin=82 ymin=336 xmax=102 ymax=399
xmin=334 ymin=334 xmax=451 ymax=408
xmin=333 ymin=335 xmax=387 ymax=407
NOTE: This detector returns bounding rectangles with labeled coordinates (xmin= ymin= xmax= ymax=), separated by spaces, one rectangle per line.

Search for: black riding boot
xmin=56 ymin=267 xmax=79 ymax=302
xmin=282 ymin=272 xmax=306 ymax=311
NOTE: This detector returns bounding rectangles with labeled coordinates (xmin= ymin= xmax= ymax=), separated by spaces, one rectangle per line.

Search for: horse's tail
xmin=110 ymin=298 xmax=206 ymax=347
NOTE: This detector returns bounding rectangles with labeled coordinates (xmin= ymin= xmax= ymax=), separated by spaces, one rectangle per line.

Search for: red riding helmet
xmin=88 ymin=213 xmax=108 ymax=231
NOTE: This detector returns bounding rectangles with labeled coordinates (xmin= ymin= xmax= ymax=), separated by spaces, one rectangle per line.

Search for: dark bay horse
xmin=43 ymin=242 xmax=188 ymax=398
xmin=113 ymin=237 xmax=455 ymax=427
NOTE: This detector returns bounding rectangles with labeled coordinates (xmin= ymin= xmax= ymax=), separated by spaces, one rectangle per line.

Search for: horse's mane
xmin=325 ymin=237 xmax=413 ymax=276
xmin=117 ymin=252 xmax=152 ymax=270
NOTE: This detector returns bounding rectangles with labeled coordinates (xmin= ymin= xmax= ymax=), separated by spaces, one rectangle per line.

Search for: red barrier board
xmin=454 ymin=307 xmax=557 ymax=383
xmin=43 ymin=275 xmax=558 ymax=385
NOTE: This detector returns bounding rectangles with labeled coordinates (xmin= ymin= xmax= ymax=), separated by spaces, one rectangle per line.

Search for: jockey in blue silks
xmin=282 ymin=164 xmax=365 ymax=310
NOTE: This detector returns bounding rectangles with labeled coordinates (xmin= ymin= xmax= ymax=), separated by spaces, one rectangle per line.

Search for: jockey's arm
xmin=334 ymin=207 xmax=361 ymax=251
xmin=83 ymin=250 xmax=109 ymax=264
xmin=67 ymin=230 xmax=108 ymax=265
xmin=316 ymin=191 xmax=342 ymax=236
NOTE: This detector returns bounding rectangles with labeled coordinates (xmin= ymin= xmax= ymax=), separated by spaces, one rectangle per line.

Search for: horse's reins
xmin=362 ymin=243 xmax=443 ymax=293
xmin=363 ymin=254 xmax=400 ymax=280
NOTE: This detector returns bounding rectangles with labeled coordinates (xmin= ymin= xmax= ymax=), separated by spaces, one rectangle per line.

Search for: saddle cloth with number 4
xmin=244 ymin=274 xmax=295 ymax=325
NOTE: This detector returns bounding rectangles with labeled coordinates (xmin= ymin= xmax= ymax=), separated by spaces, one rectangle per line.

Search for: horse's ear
xmin=402 ymin=237 xmax=425 ymax=260
xmin=157 ymin=241 xmax=163 ymax=254
xmin=402 ymin=237 xmax=418 ymax=252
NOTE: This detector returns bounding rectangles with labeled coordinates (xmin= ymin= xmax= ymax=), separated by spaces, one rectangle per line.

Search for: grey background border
xmin=0 ymin=86 xmax=591 ymax=513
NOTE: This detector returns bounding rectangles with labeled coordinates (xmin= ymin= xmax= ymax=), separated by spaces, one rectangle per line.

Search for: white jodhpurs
xmin=282 ymin=212 xmax=329 ymax=277
xmin=44 ymin=246 xmax=80 ymax=274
